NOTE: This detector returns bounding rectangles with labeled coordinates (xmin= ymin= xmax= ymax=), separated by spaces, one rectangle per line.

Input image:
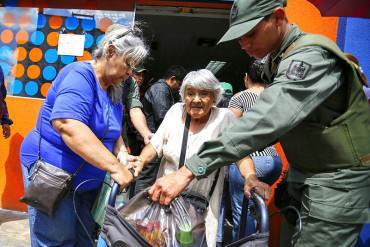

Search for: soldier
xmin=146 ymin=0 xmax=370 ymax=246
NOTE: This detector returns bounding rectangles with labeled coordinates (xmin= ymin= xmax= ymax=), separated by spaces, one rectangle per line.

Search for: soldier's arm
xmin=186 ymin=46 xmax=344 ymax=177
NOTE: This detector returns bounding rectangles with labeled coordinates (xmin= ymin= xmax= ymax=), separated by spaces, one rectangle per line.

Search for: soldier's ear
xmin=272 ymin=7 xmax=286 ymax=24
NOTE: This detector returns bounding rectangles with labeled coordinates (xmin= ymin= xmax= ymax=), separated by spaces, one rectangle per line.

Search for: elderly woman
xmin=20 ymin=27 xmax=148 ymax=246
xmin=129 ymin=69 xmax=235 ymax=247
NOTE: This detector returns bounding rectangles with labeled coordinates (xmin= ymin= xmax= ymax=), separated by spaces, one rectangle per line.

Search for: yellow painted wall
xmin=0 ymin=0 xmax=339 ymax=213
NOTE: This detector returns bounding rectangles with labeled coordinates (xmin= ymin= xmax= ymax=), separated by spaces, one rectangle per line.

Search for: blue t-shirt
xmin=20 ymin=61 xmax=123 ymax=190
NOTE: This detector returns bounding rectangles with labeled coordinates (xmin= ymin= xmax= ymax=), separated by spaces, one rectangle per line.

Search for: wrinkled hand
xmin=143 ymin=132 xmax=153 ymax=145
xmin=126 ymin=156 xmax=144 ymax=177
xmin=244 ymin=174 xmax=272 ymax=200
xmin=2 ymin=124 xmax=10 ymax=139
xmin=110 ymin=163 xmax=135 ymax=191
xmin=148 ymin=166 xmax=193 ymax=205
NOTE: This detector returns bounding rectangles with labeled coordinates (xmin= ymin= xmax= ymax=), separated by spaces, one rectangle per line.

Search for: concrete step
xmin=0 ymin=209 xmax=30 ymax=247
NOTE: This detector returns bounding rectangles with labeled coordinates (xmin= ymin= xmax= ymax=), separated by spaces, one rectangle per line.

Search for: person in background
xmin=122 ymin=66 xmax=148 ymax=156
xmin=129 ymin=69 xmax=235 ymax=247
xmin=228 ymin=59 xmax=282 ymax=239
xmin=132 ymin=66 xmax=146 ymax=88
xmin=0 ymin=65 xmax=13 ymax=139
xmin=215 ymin=81 xmax=233 ymax=244
xmin=133 ymin=65 xmax=187 ymax=195
xmin=20 ymin=27 xmax=148 ymax=246
xmin=217 ymin=82 xmax=233 ymax=108
xmin=148 ymin=0 xmax=370 ymax=246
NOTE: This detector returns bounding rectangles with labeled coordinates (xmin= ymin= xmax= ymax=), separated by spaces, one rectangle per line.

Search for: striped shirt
xmin=229 ymin=90 xmax=278 ymax=157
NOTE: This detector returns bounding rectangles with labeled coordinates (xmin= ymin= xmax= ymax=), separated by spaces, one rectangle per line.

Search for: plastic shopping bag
xmin=116 ymin=190 xmax=206 ymax=247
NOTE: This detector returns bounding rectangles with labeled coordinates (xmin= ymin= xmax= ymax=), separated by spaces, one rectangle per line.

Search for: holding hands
xmin=126 ymin=155 xmax=145 ymax=178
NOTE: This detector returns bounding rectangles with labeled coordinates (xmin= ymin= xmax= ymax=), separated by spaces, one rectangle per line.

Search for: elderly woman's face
xmin=184 ymin=86 xmax=215 ymax=120
xmin=104 ymin=47 xmax=134 ymax=85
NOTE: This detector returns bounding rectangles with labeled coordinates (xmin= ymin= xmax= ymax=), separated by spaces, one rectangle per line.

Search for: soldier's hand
xmin=148 ymin=166 xmax=194 ymax=205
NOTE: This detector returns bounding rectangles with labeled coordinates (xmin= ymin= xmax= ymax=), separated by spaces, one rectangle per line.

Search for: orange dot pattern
xmin=14 ymin=47 xmax=27 ymax=61
xmin=46 ymin=32 xmax=59 ymax=46
xmin=3 ymin=12 xmax=16 ymax=27
xmin=15 ymin=30 xmax=29 ymax=44
xmin=40 ymin=82 xmax=51 ymax=97
xmin=1 ymin=29 xmax=14 ymax=44
xmin=29 ymin=48 xmax=43 ymax=62
xmin=77 ymin=51 xmax=93 ymax=61
xmin=19 ymin=15 xmax=31 ymax=28
xmin=5 ymin=12 xmax=113 ymax=98
xmin=98 ymin=17 xmax=112 ymax=32
xmin=13 ymin=64 xmax=25 ymax=78
xmin=49 ymin=16 xmax=63 ymax=29
xmin=27 ymin=65 xmax=41 ymax=79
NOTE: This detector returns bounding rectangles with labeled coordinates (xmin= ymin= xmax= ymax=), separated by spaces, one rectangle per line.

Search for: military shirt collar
xmin=263 ymin=25 xmax=305 ymax=83
xmin=271 ymin=24 xmax=304 ymax=63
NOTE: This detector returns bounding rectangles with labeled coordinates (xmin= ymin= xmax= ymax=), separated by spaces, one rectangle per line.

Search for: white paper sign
xmin=57 ymin=34 xmax=85 ymax=56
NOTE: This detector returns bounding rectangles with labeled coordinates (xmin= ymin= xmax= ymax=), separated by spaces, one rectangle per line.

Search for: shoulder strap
xmin=178 ymin=112 xmax=220 ymax=199
xmin=282 ymin=34 xmax=349 ymax=62
xmin=208 ymin=168 xmax=221 ymax=198
xmin=178 ymin=113 xmax=191 ymax=168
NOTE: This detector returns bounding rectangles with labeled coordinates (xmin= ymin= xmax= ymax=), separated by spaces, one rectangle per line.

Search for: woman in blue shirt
xmin=20 ymin=27 xmax=149 ymax=246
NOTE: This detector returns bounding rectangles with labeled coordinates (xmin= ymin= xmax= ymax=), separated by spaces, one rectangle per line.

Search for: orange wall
xmin=286 ymin=0 xmax=338 ymax=42
xmin=0 ymin=0 xmax=339 ymax=213
xmin=0 ymin=96 xmax=42 ymax=211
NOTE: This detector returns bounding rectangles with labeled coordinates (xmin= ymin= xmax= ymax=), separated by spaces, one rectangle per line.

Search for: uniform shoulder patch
xmin=286 ymin=60 xmax=311 ymax=80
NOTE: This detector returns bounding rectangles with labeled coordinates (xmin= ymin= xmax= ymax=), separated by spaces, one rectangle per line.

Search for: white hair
xmin=93 ymin=26 xmax=149 ymax=103
xmin=179 ymin=69 xmax=222 ymax=105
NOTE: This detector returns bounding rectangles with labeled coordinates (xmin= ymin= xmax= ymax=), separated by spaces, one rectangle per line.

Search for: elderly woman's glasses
xmin=116 ymin=29 xmax=133 ymax=39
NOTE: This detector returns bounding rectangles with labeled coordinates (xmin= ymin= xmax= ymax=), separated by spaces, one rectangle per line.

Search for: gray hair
xmin=93 ymin=25 xmax=149 ymax=103
xmin=179 ymin=69 xmax=222 ymax=105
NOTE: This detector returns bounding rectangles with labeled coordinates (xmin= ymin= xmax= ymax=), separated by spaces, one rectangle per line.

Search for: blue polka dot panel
xmin=15 ymin=13 xmax=105 ymax=98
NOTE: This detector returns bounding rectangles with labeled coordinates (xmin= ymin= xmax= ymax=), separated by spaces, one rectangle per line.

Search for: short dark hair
xmin=163 ymin=65 xmax=187 ymax=82
xmin=246 ymin=59 xmax=265 ymax=83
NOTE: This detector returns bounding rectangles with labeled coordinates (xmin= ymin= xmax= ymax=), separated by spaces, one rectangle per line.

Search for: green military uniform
xmin=186 ymin=24 xmax=370 ymax=246
xmin=121 ymin=77 xmax=143 ymax=153
xmin=122 ymin=76 xmax=142 ymax=110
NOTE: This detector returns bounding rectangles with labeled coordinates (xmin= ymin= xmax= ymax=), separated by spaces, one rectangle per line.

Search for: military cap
xmin=218 ymin=0 xmax=287 ymax=44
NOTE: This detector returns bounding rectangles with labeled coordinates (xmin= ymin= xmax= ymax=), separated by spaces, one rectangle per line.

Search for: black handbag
xmin=20 ymin=159 xmax=76 ymax=217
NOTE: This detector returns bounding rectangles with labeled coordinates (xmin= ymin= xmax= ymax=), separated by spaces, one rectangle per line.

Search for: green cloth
xmin=91 ymin=173 xmax=114 ymax=226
